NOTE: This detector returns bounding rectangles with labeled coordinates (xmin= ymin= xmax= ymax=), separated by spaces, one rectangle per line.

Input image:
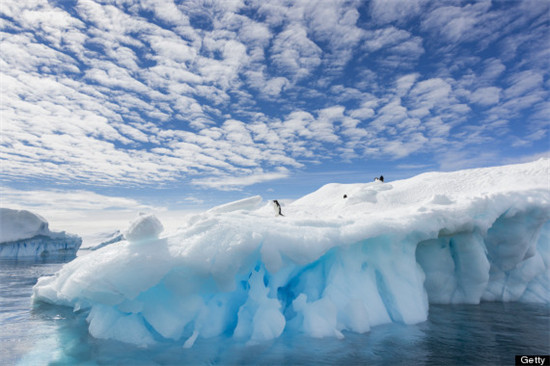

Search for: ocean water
xmin=1 ymin=259 xmax=548 ymax=366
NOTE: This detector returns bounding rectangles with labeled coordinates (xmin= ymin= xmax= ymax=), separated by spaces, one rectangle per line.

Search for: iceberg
xmin=32 ymin=159 xmax=550 ymax=347
xmin=0 ymin=208 xmax=82 ymax=259
xmin=87 ymin=230 xmax=125 ymax=251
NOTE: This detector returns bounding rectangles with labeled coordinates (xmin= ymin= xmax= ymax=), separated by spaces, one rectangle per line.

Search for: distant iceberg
xmin=85 ymin=230 xmax=125 ymax=251
xmin=0 ymin=208 xmax=81 ymax=259
xmin=33 ymin=159 xmax=550 ymax=347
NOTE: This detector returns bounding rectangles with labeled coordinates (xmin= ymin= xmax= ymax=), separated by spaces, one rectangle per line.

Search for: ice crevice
xmin=32 ymin=159 xmax=550 ymax=347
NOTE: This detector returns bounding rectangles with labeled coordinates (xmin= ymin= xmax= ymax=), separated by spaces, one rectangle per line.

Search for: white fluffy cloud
xmin=0 ymin=187 xmax=153 ymax=211
xmin=469 ymin=87 xmax=501 ymax=106
xmin=191 ymin=168 xmax=290 ymax=191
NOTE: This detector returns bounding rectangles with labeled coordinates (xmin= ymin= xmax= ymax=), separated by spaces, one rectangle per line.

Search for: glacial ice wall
xmin=0 ymin=208 xmax=81 ymax=259
xmin=0 ymin=235 xmax=83 ymax=259
xmin=33 ymin=160 xmax=550 ymax=347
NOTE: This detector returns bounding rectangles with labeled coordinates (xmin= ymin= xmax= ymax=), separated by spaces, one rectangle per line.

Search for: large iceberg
xmin=33 ymin=159 xmax=549 ymax=347
xmin=0 ymin=208 xmax=82 ymax=259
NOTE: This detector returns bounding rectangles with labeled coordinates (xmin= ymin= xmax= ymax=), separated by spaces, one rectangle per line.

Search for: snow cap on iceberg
xmin=0 ymin=208 xmax=50 ymax=243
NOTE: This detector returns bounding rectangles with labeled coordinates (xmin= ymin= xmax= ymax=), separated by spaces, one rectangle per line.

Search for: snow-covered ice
xmin=0 ymin=208 xmax=81 ymax=259
xmin=33 ymin=159 xmax=550 ymax=347
xmin=125 ymin=213 xmax=164 ymax=243
xmin=81 ymin=213 xmax=170 ymax=252
xmin=85 ymin=230 xmax=125 ymax=251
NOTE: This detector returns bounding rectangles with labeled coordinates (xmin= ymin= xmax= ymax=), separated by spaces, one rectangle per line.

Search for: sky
xmin=1 ymin=0 xmax=549 ymax=234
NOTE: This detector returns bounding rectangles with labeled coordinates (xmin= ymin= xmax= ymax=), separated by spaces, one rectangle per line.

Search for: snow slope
xmin=0 ymin=208 xmax=82 ymax=259
xmin=33 ymin=159 xmax=550 ymax=347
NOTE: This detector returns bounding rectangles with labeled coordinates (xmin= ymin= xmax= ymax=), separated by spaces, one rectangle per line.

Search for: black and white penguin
xmin=374 ymin=175 xmax=384 ymax=182
xmin=273 ymin=200 xmax=284 ymax=216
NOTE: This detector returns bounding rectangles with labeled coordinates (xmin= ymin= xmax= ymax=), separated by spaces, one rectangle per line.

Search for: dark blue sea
xmin=1 ymin=259 xmax=548 ymax=366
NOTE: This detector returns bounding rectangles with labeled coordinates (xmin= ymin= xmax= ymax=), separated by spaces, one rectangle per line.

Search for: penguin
xmin=374 ymin=175 xmax=384 ymax=182
xmin=343 ymin=194 xmax=348 ymax=199
xmin=273 ymin=200 xmax=284 ymax=216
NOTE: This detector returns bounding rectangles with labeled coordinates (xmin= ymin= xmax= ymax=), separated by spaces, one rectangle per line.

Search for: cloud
xmin=1 ymin=0 xmax=547 ymax=196
xmin=191 ymin=168 xmax=290 ymax=190
xmin=0 ymin=186 xmax=185 ymax=237
xmin=469 ymin=87 xmax=501 ymax=106
xmin=369 ymin=0 xmax=428 ymax=24
xmin=362 ymin=26 xmax=424 ymax=70
xmin=0 ymin=187 xmax=154 ymax=211
xmin=349 ymin=104 xmax=375 ymax=120
xmin=421 ymin=1 xmax=493 ymax=43
xmin=371 ymin=98 xmax=409 ymax=131
xmin=395 ymin=73 xmax=420 ymax=96
xmin=263 ymin=77 xmax=289 ymax=96
xmin=382 ymin=132 xmax=429 ymax=159
xmin=270 ymin=23 xmax=322 ymax=81
xmin=363 ymin=27 xmax=413 ymax=52
xmin=304 ymin=0 xmax=364 ymax=73
xmin=141 ymin=0 xmax=191 ymax=25
xmin=244 ymin=70 xmax=289 ymax=97
xmin=409 ymin=78 xmax=452 ymax=107
xmin=479 ymin=58 xmax=506 ymax=82
xmin=503 ymin=71 xmax=543 ymax=100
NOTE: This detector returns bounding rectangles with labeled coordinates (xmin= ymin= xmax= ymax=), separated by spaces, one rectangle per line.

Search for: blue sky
xmin=1 ymin=0 xmax=549 ymax=221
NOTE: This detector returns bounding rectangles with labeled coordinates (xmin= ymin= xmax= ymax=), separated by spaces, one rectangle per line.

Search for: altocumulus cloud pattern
xmin=1 ymin=0 xmax=549 ymax=190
